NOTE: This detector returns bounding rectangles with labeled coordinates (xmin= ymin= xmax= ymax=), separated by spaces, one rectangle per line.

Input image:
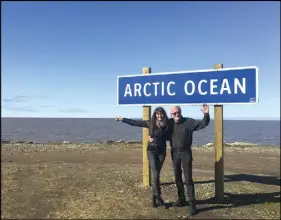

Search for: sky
xmin=2 ymin=1 xmax=280 ymax=119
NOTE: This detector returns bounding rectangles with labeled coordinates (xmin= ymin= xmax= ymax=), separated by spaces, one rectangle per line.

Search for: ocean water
xmin=1 ymin=118 xmax=280 ymax=147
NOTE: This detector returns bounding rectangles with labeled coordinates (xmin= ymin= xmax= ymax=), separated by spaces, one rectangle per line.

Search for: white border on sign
xmin=116 ymin=66 xmax=259 ymax=106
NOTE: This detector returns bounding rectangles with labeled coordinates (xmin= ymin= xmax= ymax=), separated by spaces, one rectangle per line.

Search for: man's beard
xmin=174 ymin=116 xmax=180 ymax=122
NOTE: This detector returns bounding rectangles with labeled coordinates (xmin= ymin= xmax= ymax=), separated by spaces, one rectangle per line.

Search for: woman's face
xmin=156 ymin=111 xmax=165 ymax=121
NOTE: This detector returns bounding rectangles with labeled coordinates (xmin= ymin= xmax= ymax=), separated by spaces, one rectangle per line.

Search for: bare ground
xmin=1 ymin=143 xmax=280 ymax=219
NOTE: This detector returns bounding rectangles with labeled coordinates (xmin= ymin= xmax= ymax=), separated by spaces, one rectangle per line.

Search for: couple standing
xmin=116 ymin=104 xmax=210 ymax=216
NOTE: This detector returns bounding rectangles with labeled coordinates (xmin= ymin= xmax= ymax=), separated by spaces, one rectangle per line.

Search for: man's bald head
xmin=170 ymin=105 xmax=181 ymax=114
xmin=170 ymin=105 xmax=182 ymax=123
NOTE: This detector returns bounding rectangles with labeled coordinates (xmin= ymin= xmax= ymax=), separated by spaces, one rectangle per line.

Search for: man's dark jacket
xmin=168 ymin=113 xmax=210 ymax=160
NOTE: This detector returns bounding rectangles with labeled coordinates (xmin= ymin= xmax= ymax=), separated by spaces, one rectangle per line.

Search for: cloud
xmin=39 ymin=105 xmax=56 ymax=108
xmin=2 ymin=95 xmax=88 ymax=114
xmin=3 ymin=95 xmax=28 ymax=103
xmin=3 ymin=106 xmax=39 ymax=112
xmin=38 ymin=95 xmax=48 ymax=99
xmin=2 ymin=95 xmax=50 ymax=112
xmin=2 ymin=95 xmax=49 ymax=104
xmin=59 ymin=108 xmax=88 ymax=113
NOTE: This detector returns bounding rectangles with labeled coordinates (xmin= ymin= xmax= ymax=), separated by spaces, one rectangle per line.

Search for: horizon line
xmin=1 ymin=116 xmax=280 ymax=121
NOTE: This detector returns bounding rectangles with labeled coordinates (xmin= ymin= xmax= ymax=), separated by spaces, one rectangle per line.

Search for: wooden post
xmin=142 ymin=67 xmax=151 ymax=187
xmin=214 ymin=64 xmax=224 ymax=202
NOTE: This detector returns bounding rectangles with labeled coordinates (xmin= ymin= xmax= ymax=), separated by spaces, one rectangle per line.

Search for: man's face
xmin=170 ymin=106 xmax=182 ymax=123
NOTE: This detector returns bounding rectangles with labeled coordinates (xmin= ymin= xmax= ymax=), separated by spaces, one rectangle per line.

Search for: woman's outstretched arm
xmin=115 ymin=116 xmax=150 ymax=128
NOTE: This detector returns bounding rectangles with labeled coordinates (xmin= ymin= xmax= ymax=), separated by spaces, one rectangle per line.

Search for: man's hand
xmin=115 ymin=116 xmax=123 ymax=121
xmin=148 ymin=136 xmax=154 ymax=142
xmin=201 ymin=104 xmax=209 ymax=114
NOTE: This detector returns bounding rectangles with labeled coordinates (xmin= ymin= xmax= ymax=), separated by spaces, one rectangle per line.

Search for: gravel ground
xmin=1 ymin=142 xmax=280 ymax=219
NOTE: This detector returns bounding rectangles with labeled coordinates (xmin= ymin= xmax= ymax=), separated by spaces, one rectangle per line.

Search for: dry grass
xmin=1 ymin=143 xmax=280 ymax=219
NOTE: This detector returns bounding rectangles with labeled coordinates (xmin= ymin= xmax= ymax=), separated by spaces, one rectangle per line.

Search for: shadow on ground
xmin=162 ymin=174 xmax=281 ymax=187
xmin=196 ymin=191 xmax=280 ymax=213
xmin=195 ymin=174 xmax=281 ymax=186
xmin=161 ymin=174 xmax=281 ymax=212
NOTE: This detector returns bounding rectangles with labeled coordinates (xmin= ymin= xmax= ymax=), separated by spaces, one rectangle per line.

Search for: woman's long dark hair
xmin=150 ymin=107 xmax=169 ymax=137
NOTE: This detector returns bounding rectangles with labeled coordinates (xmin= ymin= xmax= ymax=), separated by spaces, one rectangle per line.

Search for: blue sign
xmin=117 ymin=66 xmax=258 ymax=106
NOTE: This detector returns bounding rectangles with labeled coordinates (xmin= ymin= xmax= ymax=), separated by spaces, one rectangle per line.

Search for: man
xmin=149 ymin=104 xmax=210 ymax=216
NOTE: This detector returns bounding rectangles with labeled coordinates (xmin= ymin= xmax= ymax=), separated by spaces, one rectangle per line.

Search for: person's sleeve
xmin=122 ymin=118 xmax=150 ymax=128
xmin=191 ymin=113 xmax=210 ymax=131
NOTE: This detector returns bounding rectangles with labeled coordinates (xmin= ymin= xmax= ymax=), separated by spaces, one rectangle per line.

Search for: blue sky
xmin=2 ymin=1 xmax=280 ymax=119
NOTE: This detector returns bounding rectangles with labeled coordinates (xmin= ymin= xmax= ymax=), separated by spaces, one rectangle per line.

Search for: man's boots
xmin=172 ymin=183 xmax=186 ymax=207
xmin=186 ymin=183 xmax=197 ymax=215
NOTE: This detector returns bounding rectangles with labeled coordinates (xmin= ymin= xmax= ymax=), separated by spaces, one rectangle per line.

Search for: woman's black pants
xmin=147 ymin=150 xmax=166 ymax=197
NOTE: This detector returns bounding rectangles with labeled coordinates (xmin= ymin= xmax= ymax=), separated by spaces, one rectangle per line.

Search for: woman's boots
xmin=152 ymin=195 xmax=157 ymax=207
xmin=152 ymin=195 xmax=166 ymax=208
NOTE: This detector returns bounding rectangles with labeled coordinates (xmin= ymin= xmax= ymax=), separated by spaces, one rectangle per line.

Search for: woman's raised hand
xmin=115 ymin=116 xmax=123 ymax=121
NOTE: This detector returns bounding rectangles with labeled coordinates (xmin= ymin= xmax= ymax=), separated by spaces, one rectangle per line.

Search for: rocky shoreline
xmin=1 ymin=139 xmax=279 ymax=147
xmin=1 ymin=140 xmax=142 ymax=145
xmin=1 ymin=140 xmax=280 ymax=153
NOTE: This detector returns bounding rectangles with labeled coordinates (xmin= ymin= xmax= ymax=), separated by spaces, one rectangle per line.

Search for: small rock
xmin=116 ymin=140 xmax=126 ymax=143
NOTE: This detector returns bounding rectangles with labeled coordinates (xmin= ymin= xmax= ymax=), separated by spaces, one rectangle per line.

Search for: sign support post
xmin=214 ymin=64 xmax=224 ymax=202
xmin=142 ymin=67 xmax=151 ymax=187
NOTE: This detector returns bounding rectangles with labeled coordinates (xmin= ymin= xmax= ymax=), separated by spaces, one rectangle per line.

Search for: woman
xmin=116 ymin=107 xmax=169 ymax=208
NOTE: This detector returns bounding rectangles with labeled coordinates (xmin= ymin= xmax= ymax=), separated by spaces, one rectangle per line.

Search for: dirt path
xmin=1 ymin=143 xmax=280 ymax=219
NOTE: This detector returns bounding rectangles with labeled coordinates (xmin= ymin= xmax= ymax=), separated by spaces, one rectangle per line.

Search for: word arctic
xmin=117 ymin=67 xmax=258 ymax=105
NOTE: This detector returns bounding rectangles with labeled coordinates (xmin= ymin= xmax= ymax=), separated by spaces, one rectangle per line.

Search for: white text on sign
xmin=124 ymin=78 xmax=246 ymax=97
